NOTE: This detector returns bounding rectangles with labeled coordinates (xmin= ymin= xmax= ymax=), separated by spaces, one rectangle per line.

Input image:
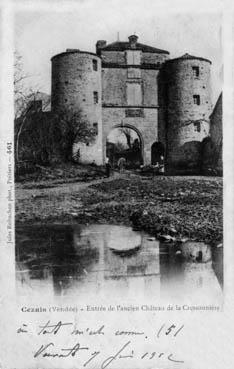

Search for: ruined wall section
xmin=165 ymin=56 xmax=212 ymax=172
xmin=51 ymin=51 xmax=103 ymax=164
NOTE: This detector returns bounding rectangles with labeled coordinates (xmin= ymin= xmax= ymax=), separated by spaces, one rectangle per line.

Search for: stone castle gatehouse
xmin=51 ymin=35 xmax=212 ymax=172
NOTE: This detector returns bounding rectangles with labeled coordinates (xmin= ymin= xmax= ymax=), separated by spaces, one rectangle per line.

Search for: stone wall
xmin=102 ymin=107 xmax=158 ymax=164
xmin=51 ymin=52 xmax=102 ymax=119
xmin=202 ymin=93 xmax=222 ymax=173
xmin=141 ymin=69 xmax=159 ymax=106
xmin=102 ymin=68 xmax=127 ymax=105
xmin=101 ymin=50 xmax=169 ymax=66
xmin=101 ymin=56 xmax=162 ymax=163
xmin=102 ymin=67 xmax=160 ymax=107
xmin=141 ymin=52 xmax=169 ymax=65
xmin=165 ymin=57 xmax=212 ymax=172
xmin=210 ymin=93 xmax=222 ymax=152
xmin=101 ymin=51 xmax=126 ymax=64
xmin=51 ymin=51 xmax=103 ymax=164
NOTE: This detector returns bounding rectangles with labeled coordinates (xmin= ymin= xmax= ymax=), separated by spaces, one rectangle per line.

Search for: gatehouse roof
xmin=101 ymin=41 xmax=169 ymax=54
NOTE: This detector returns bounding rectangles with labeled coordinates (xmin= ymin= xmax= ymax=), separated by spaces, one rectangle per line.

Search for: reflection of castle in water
xmin=73 ymin=225 xmax=160 ymax=278
xmin=15 ymin=224 xmax=222 ymax=302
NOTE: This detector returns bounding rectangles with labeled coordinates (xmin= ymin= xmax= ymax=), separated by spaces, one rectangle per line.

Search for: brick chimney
xmin=96 ymin=40 xmax=107 ymax=55
xmin=128 ymin=35 xmax=138 ymax=49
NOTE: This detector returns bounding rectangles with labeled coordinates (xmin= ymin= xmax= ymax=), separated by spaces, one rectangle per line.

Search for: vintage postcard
xmin=0 ymin=0 xmax=234 ymax=368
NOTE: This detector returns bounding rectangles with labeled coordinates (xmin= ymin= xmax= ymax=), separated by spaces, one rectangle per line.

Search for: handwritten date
xmin=34 ymin=340 xmax=184 ymax=367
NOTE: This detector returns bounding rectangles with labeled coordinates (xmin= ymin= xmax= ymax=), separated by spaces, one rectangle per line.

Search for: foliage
xmin=15 ymin=112 xmax=55 ymax=165
xmin=14 ymin=51 xmax=51 ymax=163
xmin=14 ymin=51 xmax=95 ymax=166
xmin=15 ymin=108 xmax=96 ymax=166
xmin=52 ymin=109 xmax=96 ymax=161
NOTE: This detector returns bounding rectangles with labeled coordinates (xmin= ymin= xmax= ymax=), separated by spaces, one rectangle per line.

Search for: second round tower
xmin=164 ymin=53 xmax=212 ymax=172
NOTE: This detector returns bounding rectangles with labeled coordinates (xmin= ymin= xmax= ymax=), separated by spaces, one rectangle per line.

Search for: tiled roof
xmin=101 ymin=41 xmax=169 ymax=54
xmin=166 ymin=53 xmax=211 ymax=64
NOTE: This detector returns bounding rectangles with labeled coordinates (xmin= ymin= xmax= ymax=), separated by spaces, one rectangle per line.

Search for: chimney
xmin=128 ymin=35 xmax=138 ymax=49
xmin=96 ymin=40 xmax=107 ymax=55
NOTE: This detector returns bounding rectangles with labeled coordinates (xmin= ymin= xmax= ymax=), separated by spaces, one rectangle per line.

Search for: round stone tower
xmin=51 ymin=50 xmax=103 ymax=164
xmin=164 ymin=53 xmax=212 ymax=173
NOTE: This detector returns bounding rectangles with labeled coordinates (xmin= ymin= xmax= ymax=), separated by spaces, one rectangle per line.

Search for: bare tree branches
xmin=52 ymin=108 xmax=96 ymax=161
xmin=120 ymin=127 xmax=133 ymax=149
xmin=14 ymin=51 xmax=96 ymax=166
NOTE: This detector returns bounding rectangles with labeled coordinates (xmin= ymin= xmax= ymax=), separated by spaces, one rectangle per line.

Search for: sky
xmin=14 ymin=0 xmax=222 ymax=105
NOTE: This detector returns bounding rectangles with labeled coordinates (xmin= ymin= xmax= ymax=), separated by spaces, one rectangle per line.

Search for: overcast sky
xmin=14 ymin=0 xmax=222 ymax=104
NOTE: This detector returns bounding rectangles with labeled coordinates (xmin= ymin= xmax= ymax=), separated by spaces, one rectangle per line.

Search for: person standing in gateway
xmin=118 ymin=157 xmax=126 ymax=173
xmin=105 ymin=157 xmax=111 ymax=177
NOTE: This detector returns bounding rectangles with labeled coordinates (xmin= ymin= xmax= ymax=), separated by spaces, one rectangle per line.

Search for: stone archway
xmin=106 ymin=124 xmax=144 ymax=168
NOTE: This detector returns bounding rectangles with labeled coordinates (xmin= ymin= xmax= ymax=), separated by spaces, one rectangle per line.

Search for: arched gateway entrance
xmin=106 ymin=125 xmax=143 ymax=168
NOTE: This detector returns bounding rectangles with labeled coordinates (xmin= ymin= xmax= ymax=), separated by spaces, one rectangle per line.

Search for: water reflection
xmin=16 ymin=224 xmax=223 ymax=302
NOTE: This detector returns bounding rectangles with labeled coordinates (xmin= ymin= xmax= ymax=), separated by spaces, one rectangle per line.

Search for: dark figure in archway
xmin=117 ymin=157 xmax=126 ymax=173
xmin=151 ymin=142 xmax=165 ymax=175
xmin=151 ymin=142 xmax=165 ymax=165
xmin=105 ymin=157 xmax=111 ymax=177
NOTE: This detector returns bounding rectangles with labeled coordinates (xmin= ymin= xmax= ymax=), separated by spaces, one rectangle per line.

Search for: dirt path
xmin=15 ymin=171 xmax=127 ymax=200
xmin=16 ymin=172 xmax=221 ymax=200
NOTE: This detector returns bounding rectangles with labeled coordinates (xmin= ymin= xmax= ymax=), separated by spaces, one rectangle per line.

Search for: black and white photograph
xmin=1 ymin=1 xmax=234 ymax=368
xmin=14 ymin=5 xmax=223 ymax=304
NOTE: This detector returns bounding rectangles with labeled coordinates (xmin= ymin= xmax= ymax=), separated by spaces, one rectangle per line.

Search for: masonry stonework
xmin=202 ymin=93 xmax=222 ymax=173
xmin=164 ymin=55 xmax=212 ymax=172
xmin=51 ymin=51 xmax=103 ymax=164
xmin=51 ymin=35 xmax=215 ymax=172
xmin=102 ymin=108 xmax=158 ymax=164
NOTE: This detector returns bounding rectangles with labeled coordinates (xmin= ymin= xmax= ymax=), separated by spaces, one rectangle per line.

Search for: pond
xmin=16 ymin=224 xmax=223 ymax=303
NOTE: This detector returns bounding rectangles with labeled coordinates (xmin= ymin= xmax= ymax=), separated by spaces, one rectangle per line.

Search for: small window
xmin=192 ymin=66 xmax=199 ymax=78
xmin=93 ymin=91 xmax=98 ymax=104
xmin=193 ymin=95 xmax=200 ymax=105
xmin=194 ymin=121 xmax=201 ymax=132
xmin=93 ymin=122 xmax=98 ymax=135
xmin=92 ymin=59 xmax=98 ymax=71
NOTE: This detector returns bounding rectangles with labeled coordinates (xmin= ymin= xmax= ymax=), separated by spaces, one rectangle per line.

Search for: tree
xmin=120 ymin=127 xmax=133 ymax=149
xmin=52 ymin=109 xmax=96 ymax=161
xmin=14 ymin=51 xmax=51 ymax=163
xmin=14 ymin=51 xmax=96 ymax=166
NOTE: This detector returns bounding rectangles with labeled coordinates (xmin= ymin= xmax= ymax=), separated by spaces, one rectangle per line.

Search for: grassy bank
xmin=16 ymin=175 xmax=222 ymax=245
xmin=16 ymin=162 xmax=106 ymax=188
